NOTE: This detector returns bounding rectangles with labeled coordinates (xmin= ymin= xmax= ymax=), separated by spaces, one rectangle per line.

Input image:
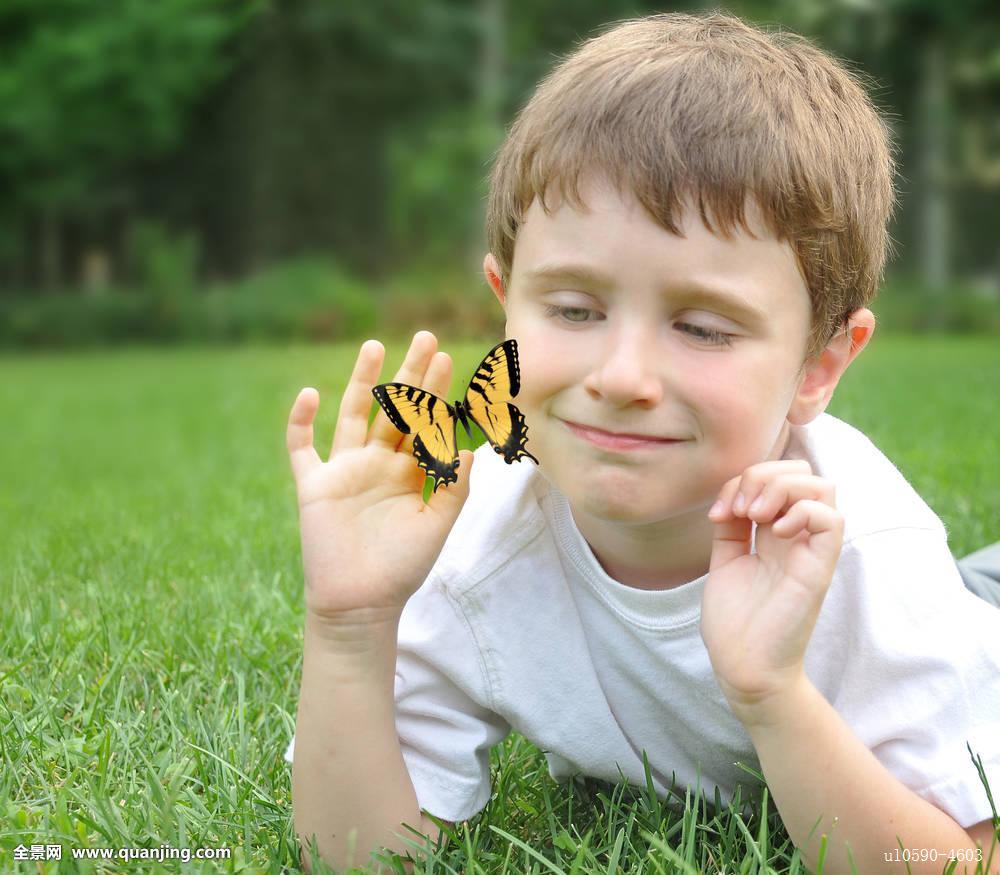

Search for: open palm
xmin=286 ymin=332 xmax=474 ymax=621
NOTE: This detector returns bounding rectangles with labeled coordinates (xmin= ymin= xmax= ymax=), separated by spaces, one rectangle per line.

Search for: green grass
xmin=827 ymin=335 xmax=1000 ymax=557
xmin=0 ymin=335 xmax=997 ymax=873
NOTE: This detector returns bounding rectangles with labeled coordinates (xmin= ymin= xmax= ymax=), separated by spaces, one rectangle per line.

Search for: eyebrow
xmin=523 ymin=263 xmax=770 ymax=329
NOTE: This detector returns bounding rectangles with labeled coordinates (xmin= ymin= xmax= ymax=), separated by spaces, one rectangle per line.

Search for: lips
xmin=562 ymin=419 xmax=683 ymax=451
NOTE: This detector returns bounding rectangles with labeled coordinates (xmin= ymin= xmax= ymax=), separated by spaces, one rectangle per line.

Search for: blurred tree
xmin=168 ymin=0 xmax=491 ymax=279
xmin=0 ymin=0 xmax=260 ymax=291
xmin=756 ymin=0 xmax=1000 ymax=287
xmin=385 ymin=0 xmax=665 ymax=277
xmin=3 ymin=0 xmax=998 ymax=299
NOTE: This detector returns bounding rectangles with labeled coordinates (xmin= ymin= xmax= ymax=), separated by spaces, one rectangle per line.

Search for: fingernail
xmin=733 ymin=494 xmax=745 ymax=513
xmin=748 ymin=497 xmax=764 ymax=514
xmin=709 ymin=500 xmax=724 ymax=517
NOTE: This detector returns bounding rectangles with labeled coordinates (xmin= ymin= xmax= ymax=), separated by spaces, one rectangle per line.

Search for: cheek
xmin=508 ymin=322 xmax=580 ymax=406
xmin=681 ymin=355 xmax=792 ymax=437
xmin=679 ymin=356 xmax=758 ymax=414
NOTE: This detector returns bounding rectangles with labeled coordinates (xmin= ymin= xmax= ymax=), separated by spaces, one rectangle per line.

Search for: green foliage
xmin=0 ymin=292 xmax=152 ymax=347
xmin=0 ymin=256 xmax=511 ymax=349
xmin=129 ymin=221 xmax=200 ymax=336
xmin=386 ymin=107 xmax=503 ymax=262
xmin=871 ymin=277 xmax=1000 ymax=335
xmin=0 ymin=257 xmax=381 ymax=348
xmin=2 ymin=0 xmax=1000 ymax=292
xmin=376 ymin=261 xmax=505 ymax=344
xmin=0 ymin=0 xmax=261 ymax=207
xmin=194 ymin=258 xmax=380 ymax=344
xmin=131 ymin=222 xmax=200 ymax=300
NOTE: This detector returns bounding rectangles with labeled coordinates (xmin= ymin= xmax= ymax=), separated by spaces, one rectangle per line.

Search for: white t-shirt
xmin=285 ymin=413 xmax=1000 ymax=828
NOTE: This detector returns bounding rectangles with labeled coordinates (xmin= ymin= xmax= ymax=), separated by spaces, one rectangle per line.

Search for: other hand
xmin=700 ymin=460 xmax=843 ymax=725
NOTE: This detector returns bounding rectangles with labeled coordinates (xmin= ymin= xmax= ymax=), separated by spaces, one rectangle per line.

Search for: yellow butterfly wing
xmin=463 ymin=339 xmax=539 ymax=466
xmin=371 ymin=384 xmax=460 ymax=492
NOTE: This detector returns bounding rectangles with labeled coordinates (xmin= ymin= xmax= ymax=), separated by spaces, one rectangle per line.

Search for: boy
xmin=284 ymin=12 xmax=1000 ymax=874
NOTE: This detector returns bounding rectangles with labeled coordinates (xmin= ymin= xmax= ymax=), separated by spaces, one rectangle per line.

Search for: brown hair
xmin=485 ymin=12 xmax=896 ymax=362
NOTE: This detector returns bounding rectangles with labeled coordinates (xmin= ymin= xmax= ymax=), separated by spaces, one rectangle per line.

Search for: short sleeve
xmin=282 ymin=573 xmax=510 ymax=824
xmin=393 ymin=572 xmax=511 ymax=822
xmin=811 ymin=527 xmax=1000 ymax=828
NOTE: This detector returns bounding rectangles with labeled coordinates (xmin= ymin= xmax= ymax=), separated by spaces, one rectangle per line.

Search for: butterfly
xmin=372 ymin=338 xmax=539 ymax=492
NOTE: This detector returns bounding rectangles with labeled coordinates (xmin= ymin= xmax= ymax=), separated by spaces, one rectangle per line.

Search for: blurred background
xmin=0 ymin=7 xmax=996 ymax=866
xmin=1 ymin=0 xmax=999 ymax=348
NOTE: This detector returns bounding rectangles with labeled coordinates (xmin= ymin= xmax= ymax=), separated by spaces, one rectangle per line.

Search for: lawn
xmin=1 ymin=335 xmax=997 ymax=873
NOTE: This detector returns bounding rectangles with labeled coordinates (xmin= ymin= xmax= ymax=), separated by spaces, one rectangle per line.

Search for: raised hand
xmin=700 ymin=460 xmax=844 ymax=725
xmin=285 ymin=331 xmax=474 ymax=625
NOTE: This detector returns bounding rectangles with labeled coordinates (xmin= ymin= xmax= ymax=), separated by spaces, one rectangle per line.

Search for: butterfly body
xmin=452 ymin=399 xmax=476 ymax=441
xmin=372 ymin=339 xmax=539 ymax=492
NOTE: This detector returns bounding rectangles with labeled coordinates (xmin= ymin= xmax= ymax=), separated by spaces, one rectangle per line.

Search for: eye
xmin=543 ymin=304 xmax=602 ymax=324
xmin=677 ymin=322 xmax=734 ymax=347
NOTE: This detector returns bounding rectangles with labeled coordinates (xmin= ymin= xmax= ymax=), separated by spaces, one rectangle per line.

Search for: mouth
xmin=561 ymin=419 xmax=685 ymax=452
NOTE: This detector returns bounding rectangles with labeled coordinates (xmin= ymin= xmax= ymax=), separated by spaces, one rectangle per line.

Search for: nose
xmin=582 ymin=322 xmax=663 ymax=408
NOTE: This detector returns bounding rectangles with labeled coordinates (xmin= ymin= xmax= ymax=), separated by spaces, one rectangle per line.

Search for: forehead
xmin=510 ymin=175 xmax=810 ymax=323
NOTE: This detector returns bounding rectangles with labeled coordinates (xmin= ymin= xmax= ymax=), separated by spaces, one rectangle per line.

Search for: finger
xmin=422 ymin=350 xmax=454 ymax=404
xmin=709 ymin=513 xmax=754 ymax=570
xmin=743 ymin=475 xmax=835 ymax=524
xmin=330 ymin=339 xmax=386 ymax=457
xmin=708 ymin=477 xmax=743 ymax=522
xmin=771 ymin=500 xmax=845 ymax=569
xmin=710 ymin=460 xmax=813 ymax=519
xmin=732 ymin=460 xmax=813 ymax=515
xmin=397 ymin=350 xmax=454 ymax=457
xmin=287 ymin=387 xmax=322 ymax=480
xmin=369 ymin=331 xmax=439 ymax=449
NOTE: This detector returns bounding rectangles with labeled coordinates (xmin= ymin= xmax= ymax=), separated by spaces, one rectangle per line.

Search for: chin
xmin=557 ymin=463 xmax=681 ymax=524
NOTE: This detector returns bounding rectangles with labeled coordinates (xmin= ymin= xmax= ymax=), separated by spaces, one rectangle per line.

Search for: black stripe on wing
xmin=371 ymin=382 xmax=461 ymax=492
xmin=474 ymin=401 xmax=539 ymax=466
xmin=464 ymin=339 xmax=522 ymax=406
xmin=372 ymin=383 xmax=450 ymax=434
xmin=412 ymin=431 xmax=461 ymax=492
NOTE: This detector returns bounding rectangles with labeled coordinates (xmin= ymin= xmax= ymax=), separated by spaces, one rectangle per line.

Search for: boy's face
xmin=485 ymin=175 xmax=827 ymax=526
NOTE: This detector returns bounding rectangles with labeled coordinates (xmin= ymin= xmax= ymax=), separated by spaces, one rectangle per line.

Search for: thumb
xmin=427 ymin=449 xmax=475 ymax=523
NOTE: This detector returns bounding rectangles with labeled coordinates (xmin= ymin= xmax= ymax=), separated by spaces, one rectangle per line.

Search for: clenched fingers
xmin=708 ymin=460 xmax=842 ymax=571
xmin=708 ymin=460 xmax=824 ymax=522
xmin=734 ymin=474 xmax=834 ymax=525
xmin=770 ymin=498 xmax=843 ymax=545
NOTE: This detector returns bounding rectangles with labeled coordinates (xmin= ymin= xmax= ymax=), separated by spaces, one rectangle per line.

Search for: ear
xmin=483 ymin=253 xmax=506 ymax=308
xmin=787 ymin=308 xmax=875 ymax=426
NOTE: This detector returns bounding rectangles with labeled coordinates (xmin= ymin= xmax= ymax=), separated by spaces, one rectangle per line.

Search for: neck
xmin=571 ymin=505 xmax=715 ymax=590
